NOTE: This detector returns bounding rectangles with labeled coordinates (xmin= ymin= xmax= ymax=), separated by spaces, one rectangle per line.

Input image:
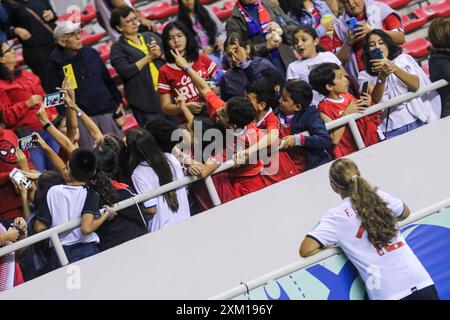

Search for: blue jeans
xmin=51 ymin=242 xmax=99 ymax=268
xmin=384 ymin=119 xmax=424 ymax=140
xmin=28 ymin=130 xmax=60 ymax=171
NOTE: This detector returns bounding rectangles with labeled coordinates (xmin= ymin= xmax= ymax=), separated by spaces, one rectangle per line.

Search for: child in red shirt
xmin=309 ymin=62 xmax=380 ymax=158
xmin=245 ymin=78 xmax=300 ymax=185
xmin=171 ymin=49 xmax=269 ymax=197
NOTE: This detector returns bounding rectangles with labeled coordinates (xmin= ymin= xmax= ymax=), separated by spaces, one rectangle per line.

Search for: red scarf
xmin=237 ymin=0 xmax=271 ymax=37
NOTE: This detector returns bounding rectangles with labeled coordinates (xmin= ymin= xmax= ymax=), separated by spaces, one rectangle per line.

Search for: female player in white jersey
xmin=300 ymin=158 xmax=439 ymax=300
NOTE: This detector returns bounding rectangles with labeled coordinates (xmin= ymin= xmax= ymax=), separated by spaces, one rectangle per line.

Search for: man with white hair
xmin=49 ymin=21 xmax=124 ymax=148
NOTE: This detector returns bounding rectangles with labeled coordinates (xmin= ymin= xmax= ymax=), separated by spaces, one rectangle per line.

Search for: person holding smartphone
xmin=49 ymin=21 xmax=125 ymax=149
xmin=110 ymin=6 xmax=170 ymax=127
xmin=358 ymin=30 xmax=441 ymax=140
xmin=0 ymin=39 xmax=59 ymax=171
xmin=332 ymin=0 xmax=405 ymax=79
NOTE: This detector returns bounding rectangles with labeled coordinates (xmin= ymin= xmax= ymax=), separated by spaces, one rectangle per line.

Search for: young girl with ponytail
xmin=300 ymin=158 xmax=438 ymax=300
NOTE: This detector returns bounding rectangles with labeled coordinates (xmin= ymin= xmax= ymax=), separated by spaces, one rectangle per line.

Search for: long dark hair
xmin=92 ymin=145 xmax=120 ymax=206
xmin=127 ymin=129 xmax=179 ymax=212
xmin=0 ymin=41 xmax=14 ymax=81
xmin=329 ymin=158 xmax=398 ymax=247
xmin=97 ymin=134 xmax=128 ymax=183
xmin=177 ymin=0 xmax=217 ymax=47
xmin=162 ymin=21 xmax=199 ymax=64
xmin=362 ymin=29 xmax=402 ymax=77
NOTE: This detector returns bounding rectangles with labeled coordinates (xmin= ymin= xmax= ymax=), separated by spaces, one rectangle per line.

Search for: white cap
xmin=53 ymin=21 xmax=81 ymax=39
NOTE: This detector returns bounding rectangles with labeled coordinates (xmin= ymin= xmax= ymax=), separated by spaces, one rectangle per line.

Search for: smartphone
xmin=346 ymin=17 xmax=359 ymax=31
xmin=18 ymin=134 xmax=37 ymax=150
xmin=62 ymin=64 xmax=78 ymax=90
xmin=368 ymin=48 xmax=384 ymax=60
xmin=44 ymin=92 xmax=65 ymax=108
xmin=9 ymin=168 xmax=32 ymax=190
xmin=361 ymin=81 xmax=369 ymax=95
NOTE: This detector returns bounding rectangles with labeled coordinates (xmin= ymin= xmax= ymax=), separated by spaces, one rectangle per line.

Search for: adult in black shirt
xmin=2 ymin=0 xmax=57 ymax=92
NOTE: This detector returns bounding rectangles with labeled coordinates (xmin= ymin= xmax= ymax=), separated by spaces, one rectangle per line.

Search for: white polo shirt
xmin=37 ymin=185 xmax=100 ymax=246
xmin=308 ymin=189 xmax=433 ymax=300
xmin=131 ymin=153 xmax=190 ymax=232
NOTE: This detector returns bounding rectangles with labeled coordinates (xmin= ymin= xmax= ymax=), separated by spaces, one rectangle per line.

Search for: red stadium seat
xmin=378 ymin=0 xmax=412 ymax=9
xmin=57 ymin=4 xmax=97 ymax=24
xmin=401 ymin=38 xmax=431 ymax=59
xmin=80 ymin=28 xmax=106 ymax=46
xmin=123 ymin=113 xmax=140 ymax=134
xmin=212 ymin=1 xmax=235 ymax=21
xmin=401 ymin=12 xmax=427 ymax=33
xmin=97 ymin=43 xmax=113 ymax=62
xmin=414 ymin=6 xmax=437 ymax=21
xmin=421 ymin=65 xmax=429 ymax=77
xmin=428 ymin=0 xmax=450 ymax=17
xmin=107 ymin=66 xmax=118 ymax=80
xmin=140 ymin=2 xmax=178 ymax=20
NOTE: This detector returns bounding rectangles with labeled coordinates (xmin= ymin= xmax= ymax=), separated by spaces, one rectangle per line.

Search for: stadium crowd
xmin=0 ymin=0 xmax=448 ymax=295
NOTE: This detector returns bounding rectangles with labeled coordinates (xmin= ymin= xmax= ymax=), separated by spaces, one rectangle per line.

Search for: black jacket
xmin=3 ymin=0 xmax=56 ymax=47
xmin=49 ymin=45 xmax=122 ymax=116
xmin=110 ymin=32 xmax=165 ymax=114
xmin=291 ymin=105 xmax=333 ymax=170
xmin=429 ymin=52 xmax=450 ymax=118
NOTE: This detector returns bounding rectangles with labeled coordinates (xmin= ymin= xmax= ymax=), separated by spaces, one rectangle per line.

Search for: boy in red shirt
xmin=309 ymin=62 xmax=380 ymax=158
xmin=170 ymin=49 xmax=269 ymax=197
xmin=245 ymin=78 xmax=300 ymax=185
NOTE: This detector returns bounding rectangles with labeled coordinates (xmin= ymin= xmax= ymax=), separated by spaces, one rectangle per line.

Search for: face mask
xmin=235 ymin=59 xmax=251 ymax=69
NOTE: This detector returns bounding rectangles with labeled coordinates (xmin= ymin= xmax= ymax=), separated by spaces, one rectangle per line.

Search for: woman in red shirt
xmin=158 ymin=21 xmax=218 ymax=125
xmin=0 ymin=41 xmax=58 ymax=171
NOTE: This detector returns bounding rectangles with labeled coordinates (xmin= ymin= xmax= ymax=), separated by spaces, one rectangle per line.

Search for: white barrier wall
xmin=2 ymin=117 xmax=450 ymax=299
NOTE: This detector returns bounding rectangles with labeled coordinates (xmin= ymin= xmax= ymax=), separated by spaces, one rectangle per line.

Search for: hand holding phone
xmin=346 ymin=17 xmax=360 ymax=31
xmin=368 ymin=48 xmax=384 ymax=60
xmin=18 ymin=134 xmax=38 ymax=150
xmin=361 ymin=81 xmax=369 ymax=95
xmin=9 ymin=168 xmax=32 ymax=190
xmin=44 ymin=92 xmax=65 ymax=108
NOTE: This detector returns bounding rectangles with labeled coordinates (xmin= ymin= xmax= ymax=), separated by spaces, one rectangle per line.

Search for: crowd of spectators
xmin=0 ymin=0 xmax=448 ymax=292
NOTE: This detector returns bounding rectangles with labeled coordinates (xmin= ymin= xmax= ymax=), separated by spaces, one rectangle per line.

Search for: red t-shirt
xmin=317 ymin=93 xmax=380 ymax=158
xmin=278 ymin=115 xmax=307 ymax=173
xmin=256 ymin=110 xmax=299 ymax=184
xmin=158 ymin=54 xmax=218 ymax=123
xmin=333 ymin=14 xmax=403 ymax=71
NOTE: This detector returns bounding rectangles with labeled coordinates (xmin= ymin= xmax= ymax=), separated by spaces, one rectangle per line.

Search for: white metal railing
xmin=210 ymin=196 xmax=450 ymax=300
xmin=0 ymin=80 xmax=447 ymax=268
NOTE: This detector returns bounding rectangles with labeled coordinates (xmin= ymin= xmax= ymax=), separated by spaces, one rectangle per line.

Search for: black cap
xmin=69 ymin=148 xmax=98 ymax=181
